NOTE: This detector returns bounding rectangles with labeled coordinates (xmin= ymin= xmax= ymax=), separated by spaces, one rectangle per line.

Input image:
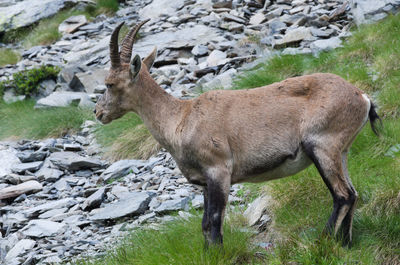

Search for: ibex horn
xmin=120 ymin=19 xmax=150 ymax=63
xmin=109 ymin=22 xmax=124 ymax=68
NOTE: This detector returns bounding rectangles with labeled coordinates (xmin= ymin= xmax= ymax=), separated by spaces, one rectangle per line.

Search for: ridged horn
xmin=109 ymin=22 xmax=124 ymax=68
xmin=120 ymin=19 xmax=150 ymax=63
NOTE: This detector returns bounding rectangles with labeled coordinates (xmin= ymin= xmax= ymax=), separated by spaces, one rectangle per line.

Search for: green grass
xmin=76 ymin=213 xmax=263 ymax=265
xmin=94 ymin=113 xmax=160 ymax=161
xmin=0 ymin=48 xmax=20 ymax=66
xmin=0 ymin=100 xmax=93 ymax=140
xmin=1 ymin=0 xmax=119 ymax=48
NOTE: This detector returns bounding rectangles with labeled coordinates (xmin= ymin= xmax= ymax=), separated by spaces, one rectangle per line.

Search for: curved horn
xmin=120 ymin=19 xmax=150 ymax=63
xmin=109 ymin=22 xmax=124 ymax=68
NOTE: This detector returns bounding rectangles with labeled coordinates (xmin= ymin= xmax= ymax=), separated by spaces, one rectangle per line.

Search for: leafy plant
xmin=0 ymin=65 xmax=60 ymax=97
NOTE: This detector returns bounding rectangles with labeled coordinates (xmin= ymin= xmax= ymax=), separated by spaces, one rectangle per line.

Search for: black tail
xmin=369 ymin=102 xmax=382 ymax=136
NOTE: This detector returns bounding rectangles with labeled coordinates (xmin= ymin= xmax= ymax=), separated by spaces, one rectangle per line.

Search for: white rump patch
xmin=361 ymin=94 xmax=371 ymax=124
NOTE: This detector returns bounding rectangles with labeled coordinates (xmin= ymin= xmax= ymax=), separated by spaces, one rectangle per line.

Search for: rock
xmin=0 ymin=0 xmax=70 ymax=33
xmin=350 ymin=0 xmax=398 ymax=25
xmin=58 ymin=65 xmax=85 ymax=91
xmin=0 ymin=180 xmax=42 ymax=200
xmin=82 ymin=187 xmax=106 ymax=211
xmin=49 ymin=151 xmax=103 ymax=171
xmin=0 ymin=147 xmax=20 ymax=178
xmin=4 ymin=239 xmax=36 ymax=262
xmin=90 ymin=192 xmax=154 ymax=220
xmin=111 ymin=185 xmax=130 ymax=198
xmin=101 ymin=160 xmax=144 ymax=182
xmin=16 ymin=151 xmax=47 ymax=163
xmin=58 ymin=15 xmax=87 ymax=34
xmin=244 ymin=195 xmax=270 ymax=226
xmin=63 ymin=143 xmax=82 ymax=151
xmin=37 ymin=79 xmax=56 ymax=98
xmin=310 ymin=37 xmax=342 ymax=52
xmin=201 ymin=68 xmax=237 ymax=90
xmin=223 ymin=13 xmax=247 ymax=24
xmin=154 ymin=197 xmax=190 ymax=213
xmin=74 ymin=69 xmax=108 ymax=94
xmin=21 ymin=220 xmax=66 ymax=237
xmin=191 ymin=44 xmax=209 ymax=57
xmin=35 ymin=91 xmax=95 ymax=108
xmin=274 ymin=26 xmax=312 ymax=48
xmin=250 ymin=12 xmax=266 ymax=25
xmin=24 ymin=198 xmax=76 ymax=217
xmin=191 ymin=194 xmax=204 ymax=208
xmin=35 ymin=167 xmax=63 ymax=182
xmin=206 ymin=50 xmax=228 ymax=67
xmin=140 ymin=0 xmax=185 ymax=19
xmin=11 ymin=161 xmax=43 ymax=174
xmin=38 ymin=208 xmax=68 ymax=219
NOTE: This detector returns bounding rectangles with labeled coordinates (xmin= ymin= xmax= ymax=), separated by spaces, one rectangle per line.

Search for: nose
xmin=93 ymin=109 xmax=96 ymax=114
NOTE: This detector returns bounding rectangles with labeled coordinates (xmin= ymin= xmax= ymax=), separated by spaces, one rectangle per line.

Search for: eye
xmin=106 ymin=84 xmax=112 ymax=89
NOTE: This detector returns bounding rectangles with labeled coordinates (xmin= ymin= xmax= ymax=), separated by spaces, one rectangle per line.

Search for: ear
xmin=143 ymin=46 xmax=157 ymax=71
xmin=130 ymin=54 xmax=142 ymax=78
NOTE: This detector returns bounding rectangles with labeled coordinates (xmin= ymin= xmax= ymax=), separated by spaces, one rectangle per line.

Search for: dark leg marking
xmin=206 ymin=178 xmax=228 ymax=245
xmin=202 ymin=186 xmax=211 ymax=247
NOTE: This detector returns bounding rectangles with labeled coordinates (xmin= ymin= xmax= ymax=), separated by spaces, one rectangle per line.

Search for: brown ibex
xmin=95 ymin=21 xmax=381 ymax=246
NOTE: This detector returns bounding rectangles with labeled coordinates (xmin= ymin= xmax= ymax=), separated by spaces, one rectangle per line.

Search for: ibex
xmin=95 ymin=21 xmax=381 ymax=246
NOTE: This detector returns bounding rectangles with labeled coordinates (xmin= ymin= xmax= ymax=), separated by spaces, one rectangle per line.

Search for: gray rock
xmin=38 ymin=208 xmax=68 ymax=219
xmin=250 ymin=12 xmax=266 ymax=25
xmin=310 ymin=37 xmax=342 ymax=52
xmin=4 ymin=239 xmax=35 ymax=262
xmin=206 ymin=50 xmax=228 ymax=67
xmin=274 ymin=26 xmax=312 ymax=48
xmin=191 ymin=194 xmax=204 ymax=209
xmin=90 ymin=192 xmax=154 ymax=220
xmin=35 ymin=167 xmax=63 ymax=182
xmin=201 ymin=68 xmax=237 ymax=90
xmin=0 ymin=180 xmax=42 ymax=200
xmin=35 ymin=91 xmax=95 ymax=108
xmin=350 ymin=0 xmax=398 ymax=25
xmin=191 ymin=44 xmax=209 ymax=56
xmin=140 ymin=0 xmax=185 ymax=19
xmin=21 ymin=220 xmax=66 ymax=238
xmin=11 ymin=161 xmax=43 ymax=174
xmin=244 ymin=195 xmax=270 ymax=226
xmin=101 ymin=159 xmax=144 ymax=182
xmin=154 ymin=197 xmax=190 ymax=213
xmin=74 ymin=69 xmax=108 ymax=94
xmin=24 ymin=198 xmax=76 ymax=217
xmin=58 ymin=15 xmax=87 ymax=34
xmin=223 ymin=13 xmax=247 ymax=24
xmin=0 ymin=0 xmax=70 ymax=33
xmin=49 ymin=151 xmax=103 ymax=171
xmin=0 ymin=147 xmax=20 ymax=178
xmin=82 ymin=187 xmax=106 ymax=211
xmin=16 ymin=151 xmax=47 ymax=163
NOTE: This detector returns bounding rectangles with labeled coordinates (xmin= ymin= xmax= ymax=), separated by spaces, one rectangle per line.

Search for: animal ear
xmin=143 ymin=46 xmax=157 ymax=71
xmin=130 ymin=54 xmax=142 ymax=78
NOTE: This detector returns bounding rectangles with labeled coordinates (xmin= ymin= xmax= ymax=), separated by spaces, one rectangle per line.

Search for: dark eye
xmin=106 ymin=84 xmax=112 ymax=89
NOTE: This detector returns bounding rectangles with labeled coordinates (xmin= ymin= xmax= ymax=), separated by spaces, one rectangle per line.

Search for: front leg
xmin=204 ymin=167 xmax=231 ymax=245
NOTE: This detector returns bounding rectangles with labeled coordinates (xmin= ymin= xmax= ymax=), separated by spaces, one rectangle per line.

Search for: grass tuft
xmin=0 ymin=48 xmax=21 ymax=66
xmin=76 ymin=214 xmax=262 ymax=265
xmin=95 ymin=113 xmax=160 ymax=161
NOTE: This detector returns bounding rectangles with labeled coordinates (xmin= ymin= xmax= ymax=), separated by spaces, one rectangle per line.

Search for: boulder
xmin=74 ymin=69 xmax=108 ymax=94
xmin=0 ymin=180 xmax=42 ymax=200
xmin=206 ymin=50 xmax=228 ymax=67
xmin=21 ymin=220 xmax=66 ymax=238
xmin=154 ymin=197 xmax=190 ymax=213
xmin=11 ymin=161 xmax=43 ymax=174
xmin=58 ymin=15 xmax=87 ymax=34
xmin=35 ymin=167 xmax=64 ymax=182
xmin=24 ymin=198 xmax=76 ymax=217
xmin=82 ymin=187 xmax=106 ymax=211
xmin=35 ymin=91 xmax=95 ymax=108
xmin=244 ymin=195 xmax=270 ymax=226
xmin=350 ymin=0 xmax=400 ymax=25
xmin=49 ymin=151 xmax=103 ymax=171
xmin=274 ymin=27 xmax=312 ymax=48
xmin=16 ymin=151 xmax=47 ymax=163
xmin=0 ymin=0 xmax=70 ymax=33
xmin=310 ymin=37 xmax=342 ymax=52
xmin=101 ymin=159 xmax=145 ymax=182
xmin=90 ymin=192 xmax=154 ymax=220
xmin=139 ymin=0 xmax=185 ymax=19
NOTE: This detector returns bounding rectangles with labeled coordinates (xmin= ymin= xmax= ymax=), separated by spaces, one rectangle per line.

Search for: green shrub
xmin=0 ymin=65 xmax=60 ymax=97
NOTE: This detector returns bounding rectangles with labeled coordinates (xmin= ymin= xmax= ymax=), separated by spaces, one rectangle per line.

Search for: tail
xmin=369 ymin=101 xmax=382 ymax=136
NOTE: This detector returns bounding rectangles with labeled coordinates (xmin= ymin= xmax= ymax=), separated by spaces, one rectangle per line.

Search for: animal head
xmin=95 ymin=20 xmax=157 ymax=124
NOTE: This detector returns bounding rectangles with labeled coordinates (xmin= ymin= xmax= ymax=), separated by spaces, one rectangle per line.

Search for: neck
xmin=133 ymin=71 xmax=186 ymax=150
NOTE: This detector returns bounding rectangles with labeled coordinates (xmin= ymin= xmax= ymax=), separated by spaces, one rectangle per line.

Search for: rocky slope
xmin=1 ymin=0 xmax=400 ymax=264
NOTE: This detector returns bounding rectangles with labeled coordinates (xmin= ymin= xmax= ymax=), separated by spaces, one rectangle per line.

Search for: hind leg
xmin=303 ymin=143 xmax=357 ymax=245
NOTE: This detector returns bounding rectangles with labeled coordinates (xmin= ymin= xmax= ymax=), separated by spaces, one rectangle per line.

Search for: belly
xmin=233 ymin=149 xmax=312 ymax=184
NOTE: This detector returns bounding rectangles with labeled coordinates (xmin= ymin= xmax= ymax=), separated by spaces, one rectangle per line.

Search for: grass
xmin=0 ymin=100 xmax=93 ymax=140
xmin=94 ymin=113 xmax=160 ymax=161
xmin=76 ymin=213 xmax=263 ymax=265
xmin=1 ymin=0 xmax=119 ymax=48
xmin=0 ymin=48 xmax=20 ymax=66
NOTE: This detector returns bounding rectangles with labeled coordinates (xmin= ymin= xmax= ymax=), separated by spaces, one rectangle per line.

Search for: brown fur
xmin=95 ymin=22 xmax=374 ymax=246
